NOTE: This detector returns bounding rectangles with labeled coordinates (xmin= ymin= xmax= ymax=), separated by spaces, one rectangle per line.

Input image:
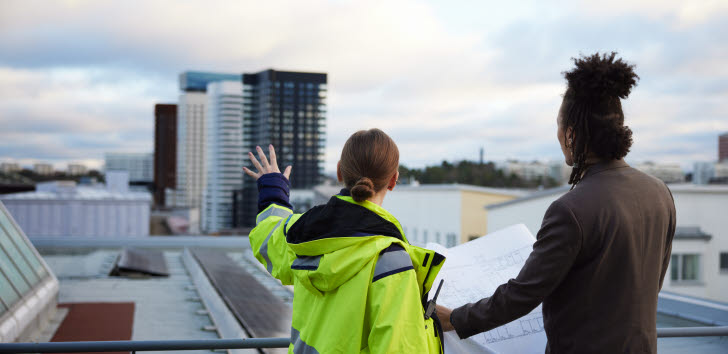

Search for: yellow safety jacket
xmin=249 ymin=192 xmax=446 ymax=353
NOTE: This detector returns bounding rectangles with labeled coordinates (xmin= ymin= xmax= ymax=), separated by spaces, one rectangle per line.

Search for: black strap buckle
xmin=424 ymin=279 xmax=444 ymax=320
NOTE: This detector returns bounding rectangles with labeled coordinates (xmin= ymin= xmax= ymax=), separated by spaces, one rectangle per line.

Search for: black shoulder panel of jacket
xmin=286 ymin=196 xmax=404 ymax=244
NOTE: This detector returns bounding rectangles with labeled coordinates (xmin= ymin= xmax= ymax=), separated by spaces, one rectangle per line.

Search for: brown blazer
xmin=450 ymin=159 xmax=676 ymax=354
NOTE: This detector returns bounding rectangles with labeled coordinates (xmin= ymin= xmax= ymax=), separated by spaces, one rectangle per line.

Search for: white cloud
xmin=0 ymin=0 xmax=726 ymax=173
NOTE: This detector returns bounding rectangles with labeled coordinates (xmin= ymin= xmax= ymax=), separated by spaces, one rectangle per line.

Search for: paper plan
xmin=430 ymin=224 xmax=547 ymax=354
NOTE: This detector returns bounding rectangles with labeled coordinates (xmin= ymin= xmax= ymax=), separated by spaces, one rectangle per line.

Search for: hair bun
xmin=350 ymin=177 xmax=375 ymax=202
xmin=564 ymin=52 xmax=639 ymax=100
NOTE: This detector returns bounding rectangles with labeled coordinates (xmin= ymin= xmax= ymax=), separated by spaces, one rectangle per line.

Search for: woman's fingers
xmin=248 ymin=151 xmax=264 ymax=173
xmin=268 ymin=145 xmax=279 ymax=172
xmin=256 ymin=146 xmax=271 ymax=170
xmin=246 ymin=145 xmax=289 ymax=180
xmin=242 ymin=166 xmax=259 ymax=180
xmin=283 ymin=165 xmax=292 ymax=179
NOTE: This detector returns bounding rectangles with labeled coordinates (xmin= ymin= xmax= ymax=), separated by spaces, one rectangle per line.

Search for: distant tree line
xmin=10 ymin=169 xmax=105 ymax=184
xmin=399 ymin=160 xmax=560 ymax=189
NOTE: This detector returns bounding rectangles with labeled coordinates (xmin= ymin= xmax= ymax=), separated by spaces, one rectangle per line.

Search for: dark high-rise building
xmin=154 ymin=104 xmax=177 ymax=206
xmin=233 ymin=69 xmax=327 ymax=227
xmin=720 ymin=133 xmax=728 ymax=162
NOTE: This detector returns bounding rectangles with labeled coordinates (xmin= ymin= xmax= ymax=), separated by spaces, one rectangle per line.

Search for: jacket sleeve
xmin=450 ymin=199 xmax=582 ymax=339
xmin=249 ymin=173 xmax=298 ymax=285
xmin=365 ymin=256 xmax=431 ymax=353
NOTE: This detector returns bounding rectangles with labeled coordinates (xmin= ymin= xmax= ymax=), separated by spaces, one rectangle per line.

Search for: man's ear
xmin=566 ymin=126 xmax=574 ymax=142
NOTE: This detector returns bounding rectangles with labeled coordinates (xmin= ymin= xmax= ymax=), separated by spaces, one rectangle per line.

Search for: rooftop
xmin=179 ymin=71 xmax=242 ymax=92
xmin=35 ymin=237 xmax=293 ymax=354
xmin=674 ymin=226 xmax=712 ymax=241
xmin=665 ymin=183 xmax=728 ymax=193
xmin=486 ymin=182 xmax=728 ymax=211
xmin=0 ymin=183 xmax=151 ymax=201
xmin=486 ymin=185 xmax=571 ymax=210
xmin=29 ymin=237 xmax=728 ymax=354
xmin=394 ymin=183 xmax=529 ymax=197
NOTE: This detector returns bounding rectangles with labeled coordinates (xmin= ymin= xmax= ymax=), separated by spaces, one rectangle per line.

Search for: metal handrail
xmin=0 ymin=337 xmax=290 ymax=353
xmin=1 ymin=327 xmax=727 ymax=353
xmin=657 ymin=326 xmax=728 ymax=338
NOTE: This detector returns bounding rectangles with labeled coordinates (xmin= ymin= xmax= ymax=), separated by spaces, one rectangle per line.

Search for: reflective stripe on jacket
xmin=249 ymin=188 xmax=445 ymax=353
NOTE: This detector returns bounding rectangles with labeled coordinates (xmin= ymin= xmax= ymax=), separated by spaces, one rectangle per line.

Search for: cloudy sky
xmin=1 ymin=0 xmax=727 ymax=172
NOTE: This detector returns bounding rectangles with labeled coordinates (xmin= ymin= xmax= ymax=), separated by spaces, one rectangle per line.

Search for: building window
xmin=671 ymin=254 xmax=702 ymax=282
xmin=720 ymin=252 xmax=728 ymax=272
xmin=446 ymin=233 xmax=457 ymax=248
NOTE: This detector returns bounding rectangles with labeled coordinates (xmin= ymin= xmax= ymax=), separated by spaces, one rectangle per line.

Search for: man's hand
xmin=436 ymin=305 xmax=455 ymax=332
xmin=243 ymin=145 xmax=292 ymax=181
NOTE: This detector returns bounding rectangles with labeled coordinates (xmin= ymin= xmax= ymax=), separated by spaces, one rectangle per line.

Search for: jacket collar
xmin=286 ymin=194 xmax=406 ymax=245
xmin=583 ymin=159 xmax=629 ymax=179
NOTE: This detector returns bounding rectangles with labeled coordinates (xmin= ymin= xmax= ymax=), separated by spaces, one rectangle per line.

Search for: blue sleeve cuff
xmin=257 ymin=173 xmax=293 ymax=212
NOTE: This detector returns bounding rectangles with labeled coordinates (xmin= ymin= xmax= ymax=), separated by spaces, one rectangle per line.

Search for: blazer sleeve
xmin=450 ymin=199 xmax=583 ymax=339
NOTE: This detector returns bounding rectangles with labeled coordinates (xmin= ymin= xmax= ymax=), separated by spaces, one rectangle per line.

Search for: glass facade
xmin=179 ymin=72 xmax=242 ymax=92
xmin=235 ymin=70 xmax=327 ymax=227
xmin=0 ymin=203 xmax=50 ymax=314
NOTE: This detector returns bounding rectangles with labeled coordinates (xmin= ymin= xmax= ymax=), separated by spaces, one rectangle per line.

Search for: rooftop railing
xmin=1 ymin=326 xmax=727 ymax=353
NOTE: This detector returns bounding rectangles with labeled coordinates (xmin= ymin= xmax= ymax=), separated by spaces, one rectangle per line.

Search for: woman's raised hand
xmin=243 ymin=145 xmax=292 ymax=181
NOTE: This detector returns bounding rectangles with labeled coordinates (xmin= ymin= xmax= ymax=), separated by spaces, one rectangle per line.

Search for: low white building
xmin=0 ymin=179 xmax=151 ymax=238
xmin=692 ymin=161 xmax=728 ymax=185
xmin=33 ymin=163 xmax=54 ymax=176
xmin=67 ymin=163 xmax=88 ymax=176
xmin=486 ymin=183 xmax=728 ymax=303
xmin=1 ymin=162 xmax=21 ymax=173
xmin=105 ymin=152 xmax=153 ymax=183
xmin=383 ymin=184 xmax=526 ymax=247
xmin=634 ymin=162 xmax=685 ymax=183
xmin=499 ymin=161 xmax=552 ymax=181
xmin=290 ymin=189 xmax=316 ymax=214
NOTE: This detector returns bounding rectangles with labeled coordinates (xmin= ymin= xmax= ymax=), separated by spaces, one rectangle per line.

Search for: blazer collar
xmin=583 ymin=159 xmax=629 ymax=179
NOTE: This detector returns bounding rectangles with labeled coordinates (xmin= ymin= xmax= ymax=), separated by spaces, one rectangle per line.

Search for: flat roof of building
xmin=486 ymin=185 xmax=571 ymax=210
xmin=0 ymin=186 xmax=151 ymax=201
xmin=666 ymin=183 xmax=728 ymax=193
xmin=486 ymin=182 xmax=728 ymax=211
xmin=394 ymin=183 xmax=529 ymax=197
xmin=674 ymin=226 xmax=712 ymax=241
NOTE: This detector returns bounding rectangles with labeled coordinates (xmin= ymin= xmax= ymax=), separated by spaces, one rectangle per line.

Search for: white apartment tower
xmin=174 ymin=91 xmax=207 ymax=211
xmin=169 ymin=73 xmax=241 ymax=233
xmin=201 ymin=81 xmax=245 ymax=232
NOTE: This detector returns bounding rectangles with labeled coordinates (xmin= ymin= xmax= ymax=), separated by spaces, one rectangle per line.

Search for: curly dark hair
xmin=561 ymin=52 xmax=639 ymax=187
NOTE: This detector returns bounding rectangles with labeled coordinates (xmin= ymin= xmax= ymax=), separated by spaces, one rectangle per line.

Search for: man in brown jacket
xmin=437 ymin=53 xmax=676 ymax=353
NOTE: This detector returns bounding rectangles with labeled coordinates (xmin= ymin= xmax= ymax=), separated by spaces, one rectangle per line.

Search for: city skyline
xmin=1 ymin=0 xmax=727 ymax=172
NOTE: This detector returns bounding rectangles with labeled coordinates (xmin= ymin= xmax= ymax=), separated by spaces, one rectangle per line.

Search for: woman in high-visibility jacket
xmin=244 ymin=129 xmax=445 ymax=353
